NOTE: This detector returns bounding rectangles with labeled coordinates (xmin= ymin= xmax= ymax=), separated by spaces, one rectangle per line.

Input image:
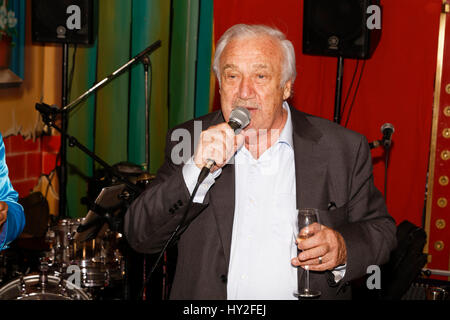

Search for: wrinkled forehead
xmin=219 ymin=35 xmax=284 ymax=68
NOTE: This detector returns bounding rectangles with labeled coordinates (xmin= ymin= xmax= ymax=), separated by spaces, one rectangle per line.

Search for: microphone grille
xmin=381 ymin=123 xmax=395 ymax=133
xmin=230 ymin=107 xmax=251 ymax=129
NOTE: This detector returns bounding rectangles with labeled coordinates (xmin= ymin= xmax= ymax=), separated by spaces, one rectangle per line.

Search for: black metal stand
xmin=141 ymin=56 xmax=151 ymax=172
xmin=63 ymin=40 xmax=161 ymax=114
xmin=59 ymin=43 xmax=70 ymax=218
xmin=36 ymin=105 xmax=141 ymax=196
xmin=333 ymin=56 xmax=344 ymax=124
xmin=384 ymin=144 xmax=391 ymax=203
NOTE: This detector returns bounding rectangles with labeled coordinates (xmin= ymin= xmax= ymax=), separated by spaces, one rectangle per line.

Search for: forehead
xmin=219 ymin=35 xmax=283 ymax=69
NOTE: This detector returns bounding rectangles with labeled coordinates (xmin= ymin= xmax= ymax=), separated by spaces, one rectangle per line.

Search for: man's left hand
xmin=291 ymin=224 xmax=347 ymax=271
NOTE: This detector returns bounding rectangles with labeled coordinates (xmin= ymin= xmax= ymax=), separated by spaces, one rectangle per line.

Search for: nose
xmin=238 ymin=76 xmax=255 ymax=100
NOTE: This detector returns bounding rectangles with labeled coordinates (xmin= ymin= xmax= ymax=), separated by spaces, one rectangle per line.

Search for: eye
xmin=225 ymin=73 xmax=239 ymax=80
xmin=257 ymin=74 xmax=265 ymax=79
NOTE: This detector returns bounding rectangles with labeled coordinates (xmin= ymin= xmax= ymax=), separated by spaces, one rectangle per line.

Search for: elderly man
xmin=125 ymin=24 xmax=396 ymax=300
xmin=0 ymin=133 xmax=25 ymax=251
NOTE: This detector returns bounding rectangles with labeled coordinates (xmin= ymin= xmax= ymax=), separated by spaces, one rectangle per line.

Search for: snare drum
xmin=0 ymin=274 xmax=90 ymax=300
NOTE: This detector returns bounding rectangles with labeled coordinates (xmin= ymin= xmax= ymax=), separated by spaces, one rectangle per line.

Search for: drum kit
xmin=0 ymin=170 xmax=153 ymax=301
xmin=0 ymin=212 xmax=125 ymax=300
xmin=6 ymin=40 xmax=163 ymax=301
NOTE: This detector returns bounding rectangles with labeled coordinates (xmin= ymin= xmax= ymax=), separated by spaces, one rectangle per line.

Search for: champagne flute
xmin=293 ymin=208 xmax=321 ymax=298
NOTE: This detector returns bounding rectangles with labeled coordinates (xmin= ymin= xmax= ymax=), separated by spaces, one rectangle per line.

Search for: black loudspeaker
xmin=303 ymin=0 xmax=381 ymax=59
xmin=32 ymin=0 xmax=94 ymax=44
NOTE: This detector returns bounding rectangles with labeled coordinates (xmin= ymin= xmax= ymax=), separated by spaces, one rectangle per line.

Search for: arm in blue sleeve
xmin=0 ymin=134 xmax=25 ymax=250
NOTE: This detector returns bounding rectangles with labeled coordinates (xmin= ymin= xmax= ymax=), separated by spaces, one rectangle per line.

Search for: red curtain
xmin=213 ymin=0 xmax=442 ymax=226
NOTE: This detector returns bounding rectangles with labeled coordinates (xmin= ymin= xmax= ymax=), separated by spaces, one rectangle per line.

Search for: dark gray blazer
xmin=124 ymin=105 xmax=397 ymax=300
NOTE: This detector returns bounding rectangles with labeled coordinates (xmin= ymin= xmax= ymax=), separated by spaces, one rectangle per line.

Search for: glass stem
xmin=305 ymin=269 xmax=310 ymax=292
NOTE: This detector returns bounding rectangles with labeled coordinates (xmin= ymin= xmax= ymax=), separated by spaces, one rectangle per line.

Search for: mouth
xmin=235 ymin=105 xmax=258 ymax=112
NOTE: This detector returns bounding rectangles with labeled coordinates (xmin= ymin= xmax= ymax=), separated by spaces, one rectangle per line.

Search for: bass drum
xmin=0 ymin=274 xmax=90 ymax=300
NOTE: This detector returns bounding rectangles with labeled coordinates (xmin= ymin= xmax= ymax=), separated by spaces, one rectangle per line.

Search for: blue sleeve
xmin=0 ymin=133 xmax=25 ymax=250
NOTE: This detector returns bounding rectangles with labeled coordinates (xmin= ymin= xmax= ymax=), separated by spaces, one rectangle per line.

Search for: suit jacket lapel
xmin=202 ymin=111 xmax=236 ymax=267
xmin=290 ymin=106 xmax=328 ymax=210
xmin=290 ymin=106 xmax=329 ymax=285
xmin=210 ymin=163 xmax=235 ymax=267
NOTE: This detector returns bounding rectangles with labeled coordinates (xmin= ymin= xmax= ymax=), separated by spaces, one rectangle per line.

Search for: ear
xmin=282 ymin=80 xmax=292 ymax=100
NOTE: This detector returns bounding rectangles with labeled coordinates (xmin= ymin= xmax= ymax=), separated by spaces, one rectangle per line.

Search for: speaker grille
xmin=32 ymin=0 xmax=94 ymax=44
xmin=303 ymin=0 xmax=381 ymax=59
xmin=309 ymin=0 xmax=364 ymax=41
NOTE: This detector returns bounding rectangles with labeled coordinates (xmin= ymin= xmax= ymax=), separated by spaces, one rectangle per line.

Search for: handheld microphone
xmin=200 ymin=107 xmax=251 ymax=182
xmin=381 ymin=123 xmax=395 ymax=148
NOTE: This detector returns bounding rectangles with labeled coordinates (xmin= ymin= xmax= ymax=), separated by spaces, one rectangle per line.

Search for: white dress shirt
xmin=227 ymin=102 xmax=298 ymax=299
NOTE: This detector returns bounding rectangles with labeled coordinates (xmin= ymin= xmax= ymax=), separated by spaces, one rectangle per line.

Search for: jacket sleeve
xmin=0 ymin=134 xmax=25 ymax=250
xmin=335 ymin=135 xmax=397 ymax=284
xmin=124 ymin=129 xmax=208 ymax=254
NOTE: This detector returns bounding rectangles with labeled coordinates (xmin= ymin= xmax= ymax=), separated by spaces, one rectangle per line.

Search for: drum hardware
xmin=35 ymin=100 xmax=155 ymax=299
xmin=0 ymin=258 xmax=91 ymax=300
xmin=136 ymin=172 xmax=155 ymax=189
xmin=19 ymin=277 xmax=26 ymax=295
xmin=0 ymin=274 xmax=91 ymax=300
xmin=42 ymin=217 xmax=112 ymax=290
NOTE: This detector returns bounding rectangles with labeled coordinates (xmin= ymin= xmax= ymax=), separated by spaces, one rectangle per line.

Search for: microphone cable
xmin=384 ymin=143 xmax=391 ymax=203
xmin=139 ymin=169 xmax=208 ymax=300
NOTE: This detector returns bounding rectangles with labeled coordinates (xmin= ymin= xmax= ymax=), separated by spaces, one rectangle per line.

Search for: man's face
xmin=219 ymin=35 xmax=292 ymax=137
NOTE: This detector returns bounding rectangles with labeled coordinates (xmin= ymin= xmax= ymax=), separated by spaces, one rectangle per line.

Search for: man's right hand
xmin=0 ymin=201 xmax=8 ymax=226
xmin=193 ymin=123 xmax=245 ymax=172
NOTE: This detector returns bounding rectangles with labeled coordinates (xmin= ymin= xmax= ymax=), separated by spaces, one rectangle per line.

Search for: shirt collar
xmin=277 ymin=101 xmax=293 ymax=149
xmin=236 ymin=101 xmax=294 ymax=160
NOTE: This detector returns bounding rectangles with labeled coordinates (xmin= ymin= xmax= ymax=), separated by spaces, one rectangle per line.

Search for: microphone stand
xmin=46 ymin=40 xmax=161 ymax=218
xmin=36 ymin=105 xmax=141 ymax=197
xmin=60 ymin=43 xmax=70 ymax=218
xmin=334 ymin=56 xmax=345 ymax=124
xmin=141 ymin=55 xmax=151 ymax=172
xmin=62 ymin=40 xmax=161 ymax=114
xmin=368 ymin=137 xmax=392 ymax=202
xmin=383 ymin=141 xmax=392 ymax=203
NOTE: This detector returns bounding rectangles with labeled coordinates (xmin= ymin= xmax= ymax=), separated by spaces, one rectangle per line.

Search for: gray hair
xmin=212 ymin=24 xmax=297 ymax=88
